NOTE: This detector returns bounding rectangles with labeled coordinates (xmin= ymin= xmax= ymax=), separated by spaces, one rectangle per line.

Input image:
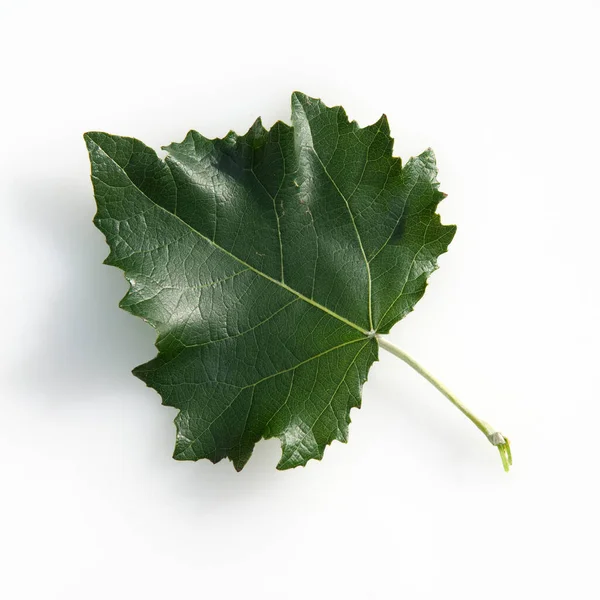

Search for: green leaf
xmin=85 ymin=92 xmax=455 ymax=470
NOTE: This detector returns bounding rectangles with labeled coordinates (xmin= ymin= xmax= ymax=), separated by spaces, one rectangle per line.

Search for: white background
xmin=1 ymin=1 xmax=599 ymax=598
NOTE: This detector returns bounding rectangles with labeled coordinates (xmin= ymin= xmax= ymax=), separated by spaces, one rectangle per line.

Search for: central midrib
xmin=92 ymin=139 xmax=370 ymax=337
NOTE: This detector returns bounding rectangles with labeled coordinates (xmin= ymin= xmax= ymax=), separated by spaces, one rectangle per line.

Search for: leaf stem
xmin=376 ymin=335 xmax=511 ymax=472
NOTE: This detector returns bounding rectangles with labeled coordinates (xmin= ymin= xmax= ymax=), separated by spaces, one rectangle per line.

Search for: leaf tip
xmin=232 ymin=460 xmax=246 ymax=473
xmin=290 ymin=90 xmax=318 ymax=111
xmin=290 ymin=90 xmax=305 ymax=101
xmin=83 ymin=131 xmax=98 ymax=151
xmin=375 ymin=113 xmax=390 ymax=134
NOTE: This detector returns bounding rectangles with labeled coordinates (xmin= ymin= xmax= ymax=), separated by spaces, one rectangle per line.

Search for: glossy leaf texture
xmin=85 ymin=92 xmax=456 ymax=470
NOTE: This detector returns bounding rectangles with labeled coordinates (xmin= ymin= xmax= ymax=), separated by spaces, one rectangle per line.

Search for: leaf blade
xmin=85 ymin=92 xmax=454 ymax=469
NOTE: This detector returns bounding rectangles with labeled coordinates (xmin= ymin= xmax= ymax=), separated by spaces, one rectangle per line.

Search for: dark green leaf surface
xmin=85 ymin=92 xmax=455 ymax=470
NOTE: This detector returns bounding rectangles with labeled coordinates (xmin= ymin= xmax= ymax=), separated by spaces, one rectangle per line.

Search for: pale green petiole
xmin=376 ymin=335 xmax=512 ymax=472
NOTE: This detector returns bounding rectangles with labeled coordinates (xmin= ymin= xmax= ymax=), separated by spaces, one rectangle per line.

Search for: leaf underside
xmin=85 ymin=92 xmax=455 ymax=470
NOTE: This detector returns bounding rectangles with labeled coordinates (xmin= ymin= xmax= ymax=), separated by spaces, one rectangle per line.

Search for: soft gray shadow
xmin=11 ymin=179 xmax=156 ymax=396
xmin=367 ymin=350 xmax=494 ymax=474
xmin=10 ymin=178 xmax=289 ymax=501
